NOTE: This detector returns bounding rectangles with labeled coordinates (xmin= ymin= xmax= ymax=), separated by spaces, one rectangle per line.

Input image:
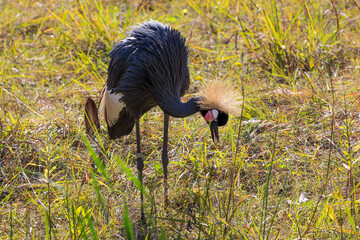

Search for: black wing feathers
xmin=108 ymin=110 xmax=135 ymax=139
xmin=104 ymin=21 xmax=190 ymax=138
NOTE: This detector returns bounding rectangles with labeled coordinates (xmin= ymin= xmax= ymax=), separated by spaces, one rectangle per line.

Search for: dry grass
xmin=1 ymin=0 xmax=360 ymax=239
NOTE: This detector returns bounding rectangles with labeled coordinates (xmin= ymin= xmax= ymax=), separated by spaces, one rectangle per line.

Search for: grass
xmin=1 ymin=0 xmax=360 ymax=239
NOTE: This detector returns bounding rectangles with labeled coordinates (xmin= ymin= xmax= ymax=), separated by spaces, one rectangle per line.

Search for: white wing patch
xmin=99 ymin=88 xmax=125 ymax=127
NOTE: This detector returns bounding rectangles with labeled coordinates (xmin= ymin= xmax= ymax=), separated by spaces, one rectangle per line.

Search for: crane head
xmin=197 ymin=80 xmax=241 ymax=143
xmin=200 ymin=109 xmax=228 ymax=143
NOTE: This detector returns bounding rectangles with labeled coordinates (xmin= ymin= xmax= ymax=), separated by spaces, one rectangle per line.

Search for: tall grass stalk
xmin=303 ymin=61 xmax=335 ymax=237
xmin=260 ymin=110 xmax=279 ymax=239
xmin=123 ymin=199 xmax=135 ymax=240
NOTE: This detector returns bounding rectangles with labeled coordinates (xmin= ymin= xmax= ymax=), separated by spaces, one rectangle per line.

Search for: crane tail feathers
xmin=84 ymin=98 xmax=100 ymax=138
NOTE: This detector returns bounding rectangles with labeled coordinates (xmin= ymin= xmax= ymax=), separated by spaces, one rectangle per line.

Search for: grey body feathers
xmin=105 ymin=21 xmax=190 ymax=139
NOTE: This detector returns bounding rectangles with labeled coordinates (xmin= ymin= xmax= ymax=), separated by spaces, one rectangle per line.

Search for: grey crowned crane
xmin=85 ymin=20 xmax=240 ymax=222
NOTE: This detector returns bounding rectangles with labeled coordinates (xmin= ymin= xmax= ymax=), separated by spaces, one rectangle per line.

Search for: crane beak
xmin=210 ymin=120 xmax=219 ymax=143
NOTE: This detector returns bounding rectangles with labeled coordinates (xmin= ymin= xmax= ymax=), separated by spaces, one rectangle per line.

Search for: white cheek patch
xmin=204 ymin=109 xmax=219 ymax=122
xmin=212 ymin=109 xmax=219 ymax=119
xmin=99 ymin=89 xmax=125 ymax=127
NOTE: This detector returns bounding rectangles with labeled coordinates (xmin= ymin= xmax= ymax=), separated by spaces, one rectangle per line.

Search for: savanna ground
xmin=1 ymin=0 xmax=360 ymax=239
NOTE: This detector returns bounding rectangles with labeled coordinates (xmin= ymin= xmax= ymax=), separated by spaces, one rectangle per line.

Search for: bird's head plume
xmin=197 ymin=81 xmax=241 ymax=142
xmin=198 ymin=81 xmax=241 ymax=116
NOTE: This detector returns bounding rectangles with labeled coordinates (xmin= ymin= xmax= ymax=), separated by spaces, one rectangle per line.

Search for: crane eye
xmin=203 ymin=109 xmax=219 ymax=122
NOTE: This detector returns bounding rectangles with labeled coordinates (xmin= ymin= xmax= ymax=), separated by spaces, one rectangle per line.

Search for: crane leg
xmin=135 ymin=119 xmax=146 ymax=224
xmin=162 ymin=114 xmax=170 ymax=210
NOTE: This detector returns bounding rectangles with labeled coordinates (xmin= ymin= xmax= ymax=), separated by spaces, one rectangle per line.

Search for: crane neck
xmin=160 ymin=97 xmax=200 ymax=118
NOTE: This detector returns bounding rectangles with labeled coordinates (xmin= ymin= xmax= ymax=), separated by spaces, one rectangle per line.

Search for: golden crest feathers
xmin=198 ymin=81 xmax=241 ymax=116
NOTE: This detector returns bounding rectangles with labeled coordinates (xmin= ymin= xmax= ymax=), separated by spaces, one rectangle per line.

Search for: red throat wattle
xmin=204 ymin=109 xmax=219 ymax=122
